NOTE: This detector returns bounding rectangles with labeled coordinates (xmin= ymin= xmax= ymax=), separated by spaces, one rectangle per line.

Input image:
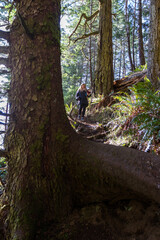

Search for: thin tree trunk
xmin=5 ymin=102 xmax=9 ymax=132
xmin=132 ymin=0 xmax=137 ymax=67
xmin=119 ymin=41 xmax=122 ymax=79
xmin=138 ymin=0 xmax=145 ymax=65
xmin=92 ymin=43 xmax=96 ymax=96
xmin=113 ymin=43 xmax=117 ymax=74
xmin=85 ymin=59 xmax=89 ymax=84
xmin=125 ymin=0 xmax=135 ymax=71
xmin=147 ymin=0 xmax=160 ymax=88
xmin=122 ymin=40 xmax=126 ymax=77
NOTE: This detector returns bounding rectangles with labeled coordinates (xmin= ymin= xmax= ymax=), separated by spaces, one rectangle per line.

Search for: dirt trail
xmin=69 ymin=116 xmax=108 ymax=142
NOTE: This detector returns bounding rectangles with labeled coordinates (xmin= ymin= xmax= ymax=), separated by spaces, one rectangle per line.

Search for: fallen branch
xmin=114 ymin=70 xmax=147 ymax=92
xmin=86 ymin=132 xmax=106 ymax=140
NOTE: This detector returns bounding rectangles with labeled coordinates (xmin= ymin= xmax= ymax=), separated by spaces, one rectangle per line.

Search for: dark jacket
xmin=76 ymin=89 xmax=88 ymax=106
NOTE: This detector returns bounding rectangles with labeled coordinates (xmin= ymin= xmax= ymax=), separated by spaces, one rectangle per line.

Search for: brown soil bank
xmin=36 ymin=200 xmax=160 ymax=240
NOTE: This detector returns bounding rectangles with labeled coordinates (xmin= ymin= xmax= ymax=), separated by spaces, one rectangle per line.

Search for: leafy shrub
xmin=111 ymin=78 xmax=160 ymax=153
xmin=133 ymin=64 xmax=147 ymax=72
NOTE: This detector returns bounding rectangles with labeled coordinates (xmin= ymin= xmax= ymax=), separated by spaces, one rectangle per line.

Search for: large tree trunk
xmin=148 ymin=0 xmax=160 ymax=88
xmin=95 ymin=0 xmax=114 ymax=96
xmin=5 ymin=0 xmax=160 ymax=239
xmin=6 ymin=1 xmax=74 ymax=239
xmin=138 ymin=0 xmax=145 ymax=65
xmin=89 ymin=0 xmax=94 ymax=94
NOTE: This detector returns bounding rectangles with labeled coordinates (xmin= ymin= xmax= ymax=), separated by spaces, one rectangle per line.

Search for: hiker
xmin=76 ymin=83 xmax=91 ymax=121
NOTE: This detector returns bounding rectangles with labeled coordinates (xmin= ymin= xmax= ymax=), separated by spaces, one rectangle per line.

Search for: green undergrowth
xmin=105 ymin=78 xmax=160 ymax=154
xmin=68 ymin=78 xmax=160 ymax=155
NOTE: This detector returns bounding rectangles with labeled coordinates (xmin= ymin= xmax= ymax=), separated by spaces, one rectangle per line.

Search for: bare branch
xmin=0 ymin=122 xmax=7 ymax=125
xmin=0 ymin=24 xmax=9 ymax=28
xmin=0 ymin=46 xmax=9 ymax=54
xmin=0 ymin=30 xmax=10 ymax=42
xmin=83 ymin=10 xmax=99 ymax=22
xmin=0 ymin=69 xmax=10 ymax=75
xmin=69 ymin=10 xmax=99 ymax=43
xmin=0 ymin=131 xmax=5 ymax=134
xmin=0 ymin=111 xmax=10 ymax=117
xmin=74 ymin=31 xmax=99 ymax=43
xmin=0 ymin=57 xmax=9 ymax=67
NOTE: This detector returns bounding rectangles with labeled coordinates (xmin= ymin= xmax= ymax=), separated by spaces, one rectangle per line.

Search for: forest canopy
xmin=61 ymin=0 xmax=150 ymax=104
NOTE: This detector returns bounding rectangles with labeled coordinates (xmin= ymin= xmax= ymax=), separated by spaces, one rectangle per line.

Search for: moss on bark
xmin=95 ymin=0 xmax=114 ymax=96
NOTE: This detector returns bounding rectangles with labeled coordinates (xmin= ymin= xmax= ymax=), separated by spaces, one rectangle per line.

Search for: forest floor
xmin=1 ymin=112 xmax=159 ymax=240
xmin=0 ymin=118 xmax=160 ymax=240
xmin=37 ymin=200 xmax=160 ymax=240
xmin=1 ymin=70 xmax=160 ymax=239
xmin=68 ymin=113 xmax=154 ymax=154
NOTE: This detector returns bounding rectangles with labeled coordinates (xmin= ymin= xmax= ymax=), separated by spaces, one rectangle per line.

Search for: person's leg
xmin=78 ymin=104 xmax=82 ymax=119
xmin=81 ymin=105 xmax=86 ymax=120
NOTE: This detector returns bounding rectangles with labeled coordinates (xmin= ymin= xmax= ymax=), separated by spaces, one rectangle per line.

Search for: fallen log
xmin=113 ymin=70 xmax=147 ymax=92
xmin=96 ymin=70 xmax=147 ymax=109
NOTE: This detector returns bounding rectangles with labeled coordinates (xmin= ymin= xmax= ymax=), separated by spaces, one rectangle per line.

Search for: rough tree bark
xmin=5 ymin=0 xmax=160 ymax=240
xmin=95 ymin=0 xmax=114 ymax=95
xmin=148 ymin=0 xmax=160 ymax=88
